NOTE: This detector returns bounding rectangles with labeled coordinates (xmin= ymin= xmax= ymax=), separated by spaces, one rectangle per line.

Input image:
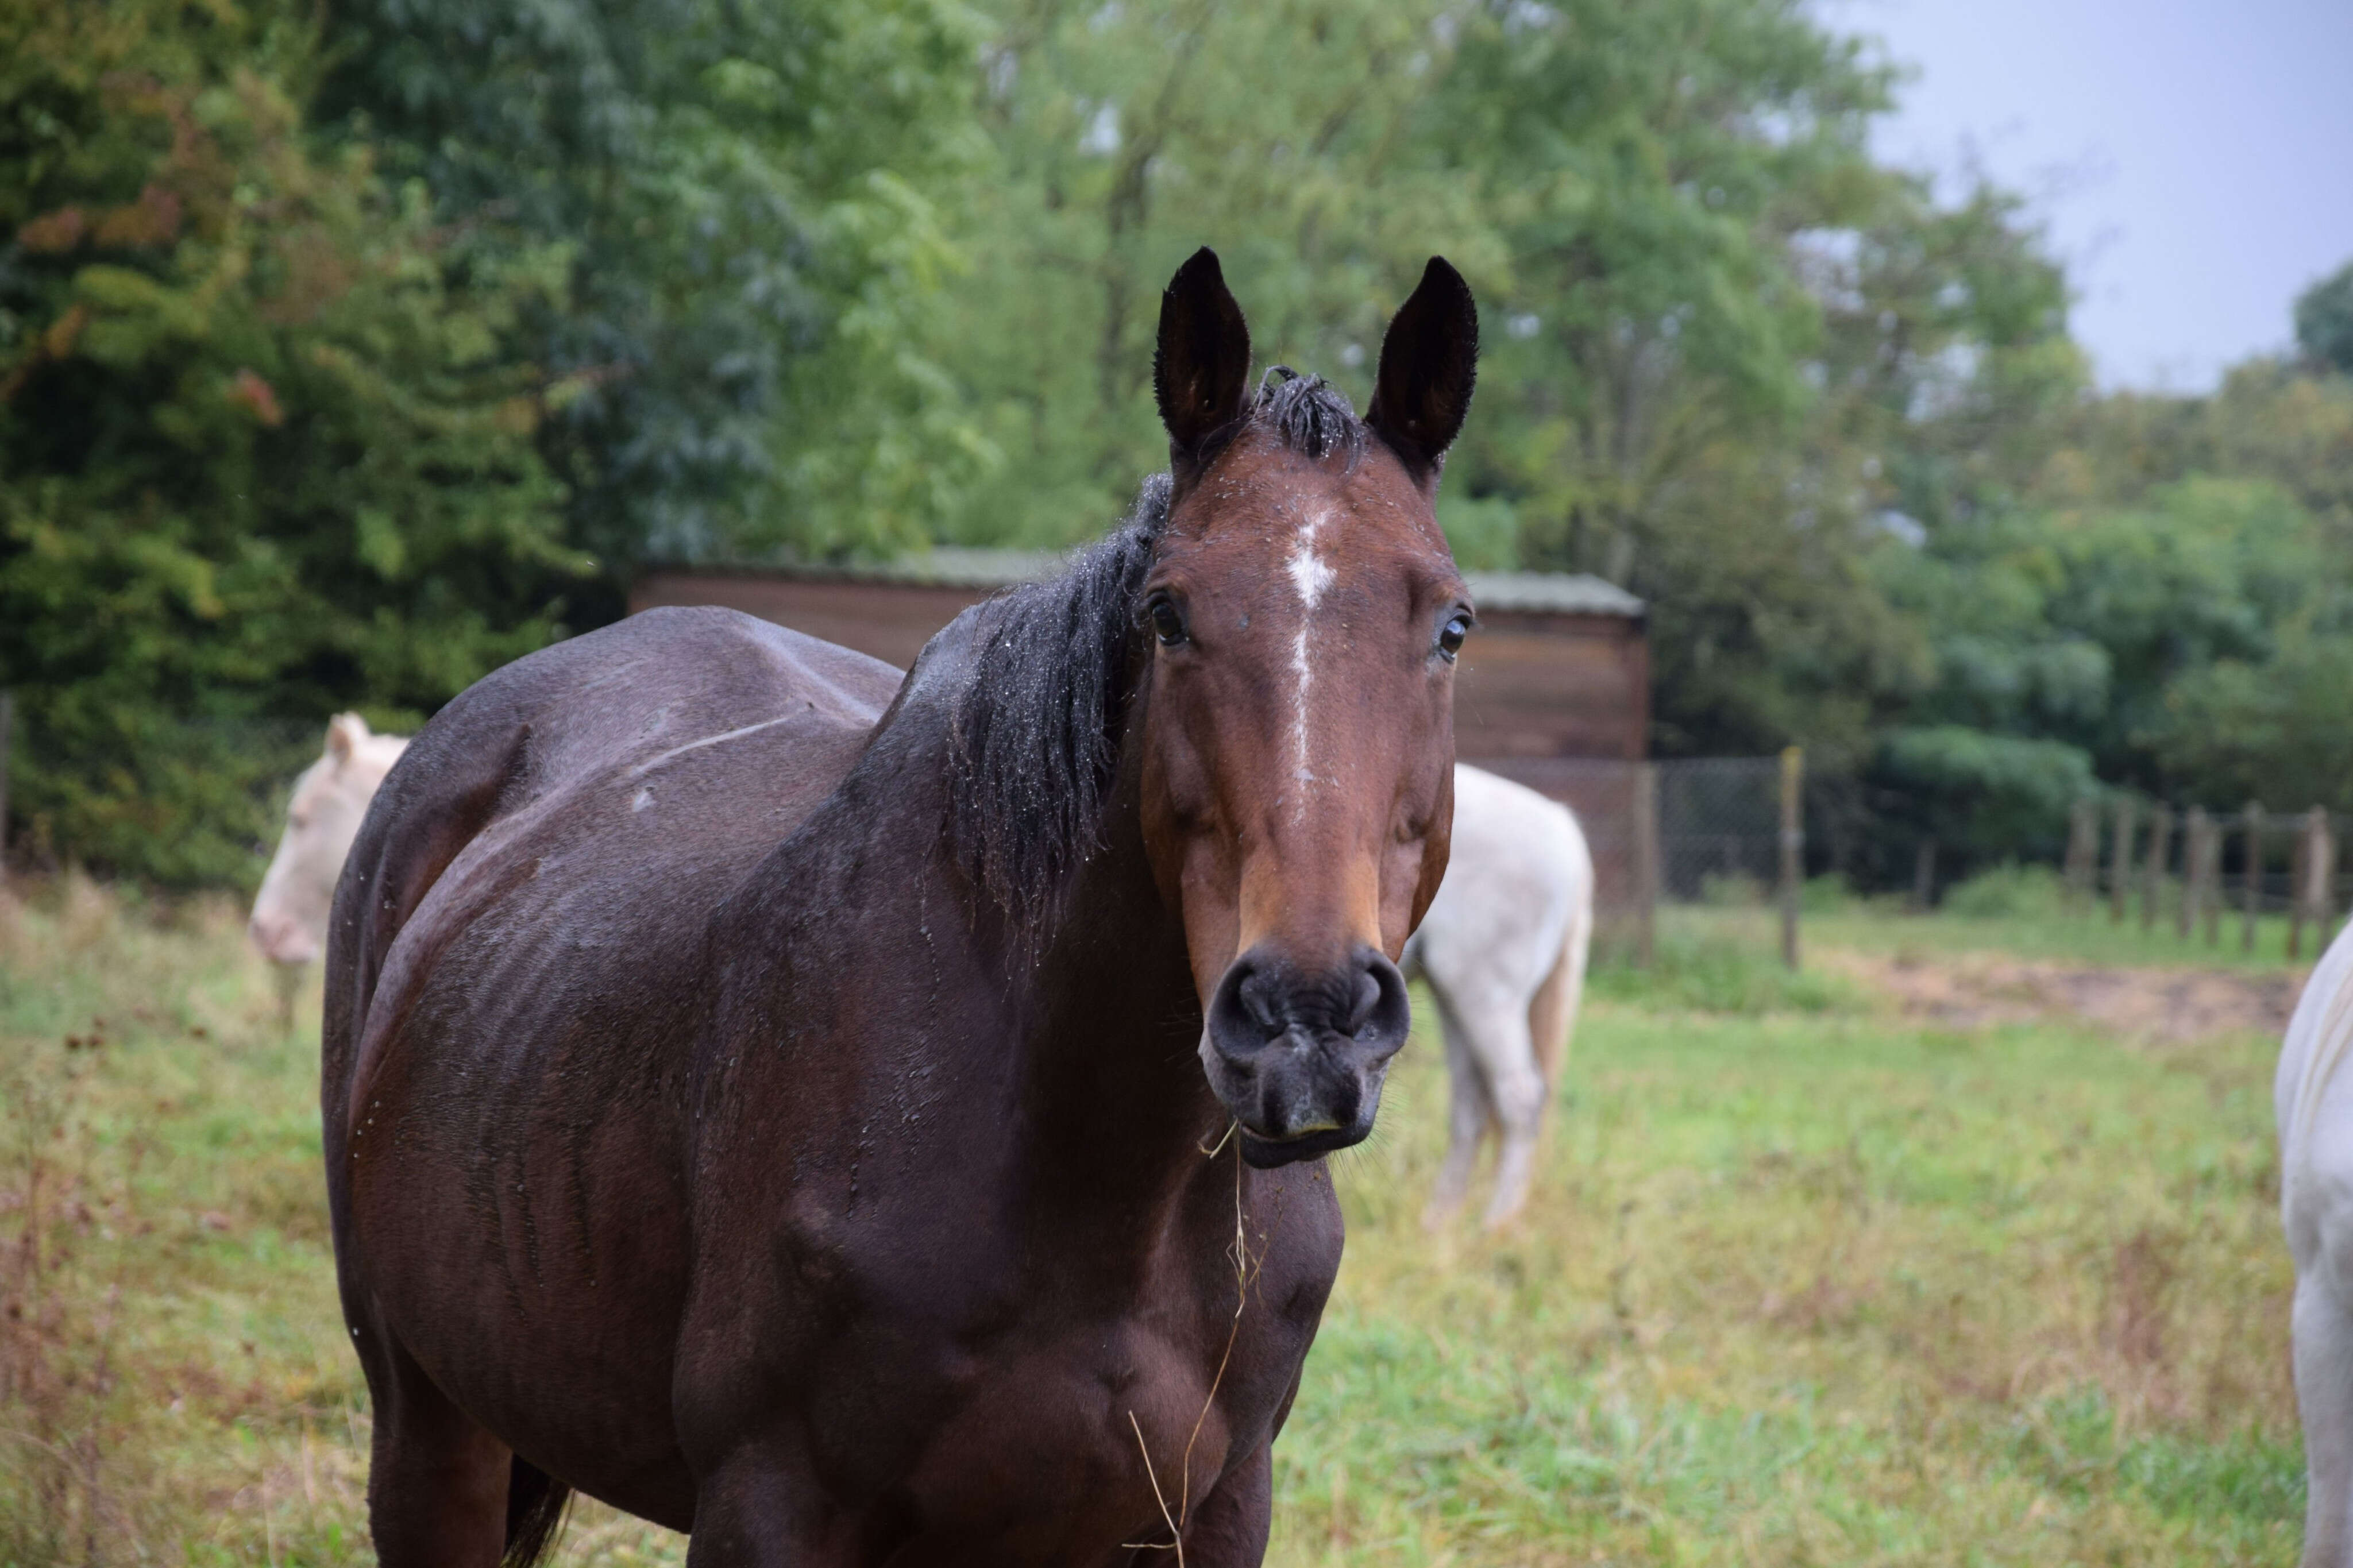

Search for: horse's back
xmin=329 ymin=606 xmax=900 ymax=1062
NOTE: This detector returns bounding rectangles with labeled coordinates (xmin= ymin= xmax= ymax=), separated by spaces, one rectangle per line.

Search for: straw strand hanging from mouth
xmin=1125 ymin=1131 xmax=1262 ymax=1562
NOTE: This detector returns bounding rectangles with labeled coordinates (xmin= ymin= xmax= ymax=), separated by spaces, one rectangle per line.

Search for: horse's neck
xmin=877 ymin=705 xmax=1225 ymax=1208
xmin=1007 ymin=782 xmax=1225 ymax=1183
xmin=817 ymin=678 xmax=1220 ymax=1187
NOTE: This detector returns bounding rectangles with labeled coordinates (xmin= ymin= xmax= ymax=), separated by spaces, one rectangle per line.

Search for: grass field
xmin=0 ymin=875 xmax=2309 ymax=1564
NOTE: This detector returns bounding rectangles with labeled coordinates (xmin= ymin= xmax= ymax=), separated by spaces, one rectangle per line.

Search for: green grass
xmin=0 ymin=877 xmax=2305 ymax=1563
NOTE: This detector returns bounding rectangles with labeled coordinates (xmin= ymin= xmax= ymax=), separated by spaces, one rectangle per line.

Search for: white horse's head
xmin=249 ymin=715 xmax=408 ymax=966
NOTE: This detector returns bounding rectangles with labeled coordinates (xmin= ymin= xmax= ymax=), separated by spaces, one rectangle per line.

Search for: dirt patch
xmin=1824 ymin=949 xmax=2308 ymax=1044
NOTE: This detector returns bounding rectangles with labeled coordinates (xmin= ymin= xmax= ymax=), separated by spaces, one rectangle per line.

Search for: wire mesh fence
xmin=1473 ymin=754 xmax=1802 ymax=964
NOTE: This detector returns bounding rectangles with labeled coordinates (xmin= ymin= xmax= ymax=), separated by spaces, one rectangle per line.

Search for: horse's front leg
xmin=684 ymin=1437 xmax=842 ymax=1568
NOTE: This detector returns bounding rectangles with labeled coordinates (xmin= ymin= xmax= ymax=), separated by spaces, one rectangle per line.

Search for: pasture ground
xmin=0 ymin=878 xmax=2310 ymax=1564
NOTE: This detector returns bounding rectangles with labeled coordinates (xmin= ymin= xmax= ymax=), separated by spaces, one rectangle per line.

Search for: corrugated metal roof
xmin=669 ymin=549 xmax=1642 ymax=618
xmin=1461 ymin=571 xmax=1645 ymax=617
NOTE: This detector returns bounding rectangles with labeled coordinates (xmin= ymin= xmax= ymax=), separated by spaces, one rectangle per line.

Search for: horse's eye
xmin=1149 ymin=597 xmax=1188 ymax=647
xmin=1437 ymin=612 xmax=1472 ymax=660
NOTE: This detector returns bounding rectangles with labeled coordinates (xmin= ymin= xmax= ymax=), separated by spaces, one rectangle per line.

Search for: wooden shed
xmin=629 ymin=551 xmax=1648 ymax=771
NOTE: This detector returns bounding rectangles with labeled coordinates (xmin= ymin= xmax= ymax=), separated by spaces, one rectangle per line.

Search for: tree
xmin=317 ymin=0 xmax=986 ymax=566
xmin=0 ymin=0 xmax=578 ymax=882
xmin=939 ymin=0 xmax=1481 ymax=546
xmin=2295 ymin=257 xmax=2353 ymax=377
xmin=941 ymin=0 xmax=2082 ymax=787
xmin=2156 ymin=622 xmax=2353 ymax=816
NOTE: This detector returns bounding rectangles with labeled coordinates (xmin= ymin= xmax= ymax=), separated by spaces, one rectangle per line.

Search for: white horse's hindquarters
xmin=1410 ymin=765 xmax=1587 ymax=995
xmin=1411 ymin=764 xmax=1595 ymax=1228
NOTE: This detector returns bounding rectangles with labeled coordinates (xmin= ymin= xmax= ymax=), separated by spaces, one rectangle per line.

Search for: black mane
xmin=947 ymin=474 xmax=1171 ymax=923
xmin=944 ymin=370 xmax=1363 ymax=924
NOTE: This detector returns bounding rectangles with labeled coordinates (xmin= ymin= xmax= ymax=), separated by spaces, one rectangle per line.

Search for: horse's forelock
xmin=1253 ymin=368 xmax=1364 ymax=464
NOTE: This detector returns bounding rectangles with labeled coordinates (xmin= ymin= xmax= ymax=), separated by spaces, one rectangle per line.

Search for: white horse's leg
xmin=1423 ymin=987 xmax=1492 ymax=1230
xmin=2298 ymin=1263 xmax=2353 ymax=1566
xmin=1473 ymin=999 xmax=1545 ymax=1230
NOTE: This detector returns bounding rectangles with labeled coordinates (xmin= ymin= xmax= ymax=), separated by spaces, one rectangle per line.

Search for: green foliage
xmin=2295 ymin=258 xmax=2353 ymax=377
xmin=2155 ymin=623 xmax=2353 ymax=816
xmin=316 ymin=0 xmax=986 ymax=564
xmin=1874 ymin=728 xmax=2094 ymax=862
xmin=1856 ymin=468 xmax=2351 ymax=866
xmin=0 ymin=0 xmax=580 ymax=883
xmin=939 ymin=0 xmax=2079 ymax=782
xmin=6 ymin=0 xmax=2348 ymax=889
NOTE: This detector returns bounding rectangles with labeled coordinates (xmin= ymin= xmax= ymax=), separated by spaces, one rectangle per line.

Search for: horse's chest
xmin=801 ymin=1180 xmax=1342 ymax=1560
xmin=887 ymin=1283 xmax=1320 ymax=1554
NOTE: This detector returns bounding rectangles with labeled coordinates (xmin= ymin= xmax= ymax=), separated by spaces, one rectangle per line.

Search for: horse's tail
xmin=1530 ymin=887 xmax=1591 ymax=1094
xmin=503 ymin=1456 xmax=573 ymax=1568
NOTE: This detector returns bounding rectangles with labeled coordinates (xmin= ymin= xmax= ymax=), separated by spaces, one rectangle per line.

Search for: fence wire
xmin=2060 ymin=797 xmax=2348 ymax=957
xmin=1472 ymin=755 xmax=1793 ymax=957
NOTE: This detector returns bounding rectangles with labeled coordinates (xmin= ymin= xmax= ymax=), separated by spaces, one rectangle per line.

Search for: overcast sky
xmin=1815 ymin=0 xmax=2353 ymax=391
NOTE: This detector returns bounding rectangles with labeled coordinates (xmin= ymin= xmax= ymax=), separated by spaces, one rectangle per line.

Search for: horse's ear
xmin=1366 ymin=257 xmax=1478 ymax=488
xmin=327 ymin=713 xmax=369 ymax=765
xmin=1154 ymin=247 xmax=1252 ymax=473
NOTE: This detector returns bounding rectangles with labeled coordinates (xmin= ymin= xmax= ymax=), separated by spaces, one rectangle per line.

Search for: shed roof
xmin=663 ymin=549 xmax=1643 ymax=618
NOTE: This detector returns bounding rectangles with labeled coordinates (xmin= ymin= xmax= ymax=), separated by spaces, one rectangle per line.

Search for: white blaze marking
xmin=1287 ymin=522 xmax=1336 ymax=609
xmin=1286 ymin=508 xmax=1337 ymax=817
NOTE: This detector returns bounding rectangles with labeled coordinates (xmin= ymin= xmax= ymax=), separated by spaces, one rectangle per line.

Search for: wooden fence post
xmin=2291 ymin=814 xmax=2312 ymax=960
xmin=1631 ymin=762 xmax=1659 ymax=970
xmin=1779 ymin=746 xmax=1803 ymax=972
xmin=2298 ymin=806 xmax=2335 ymax=960
xmin=2243 ymin=802 xmax=2265 ymax=954
xmin=2142 ymin=806 xmax=2171 ymax=933
xmin=1912 ymin=838 xmax=1938 ymax=912
xmin=2325 ymin=811 xmax=2344 ymax=939
xmin=2180 ymin=807 xmax=2209 ymax=940
xmin=2064 ymin=799 xmax=2098 ymax=910
xmin=2107 ymin=799 xmax=2135 ymax=924
xmin=0 ymin=689 xmax=11 ymax=890
xmin=2193 ymin=818 xmax=2212 ymax=949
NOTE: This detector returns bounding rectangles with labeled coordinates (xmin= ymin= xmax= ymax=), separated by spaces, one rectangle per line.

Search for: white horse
xmin=2281 ymin=919 xmax=2353 ymax=1566
xmin=248 ymin=714 xmax=408 ymax=968
xmin=1406 ymin=763 xmax=1595 ymax=1230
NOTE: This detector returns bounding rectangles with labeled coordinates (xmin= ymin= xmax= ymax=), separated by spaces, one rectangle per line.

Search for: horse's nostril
xmin=1237 ymin=969 xmax=1282 ymax=1034
xmin=1347 ymin=968 xmax=1381 ymax=1033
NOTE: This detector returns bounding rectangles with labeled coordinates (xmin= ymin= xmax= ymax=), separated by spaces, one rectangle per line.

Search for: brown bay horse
xmin=323 ymin=249 xmax=1479 ymax=1565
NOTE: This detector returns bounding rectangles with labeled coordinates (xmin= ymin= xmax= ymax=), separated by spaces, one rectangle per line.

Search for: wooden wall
xmin=630 ymin=571 xmax=990 ymax=673
xmin=1450 ymin=609 xmax=1648 ymax=763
